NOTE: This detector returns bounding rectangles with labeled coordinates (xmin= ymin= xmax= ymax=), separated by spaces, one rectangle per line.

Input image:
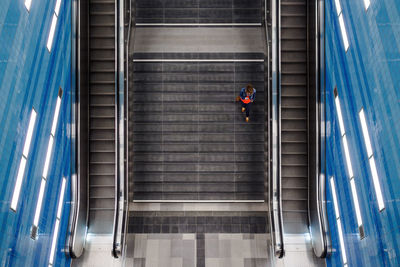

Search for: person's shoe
xmin=242 ymin=107 xmax=245 ymax=113
xmin=246 ymin=117 xmax=249 ymax=123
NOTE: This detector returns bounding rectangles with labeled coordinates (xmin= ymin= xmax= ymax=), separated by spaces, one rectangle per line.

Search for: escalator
xmin=88 ymin=0 xmax=116 ymax=234
xmin=268 ymin=0 xmax=328 ymax=260
xmin=69 ymin=0 xmax=127 ymax=262
xmin=129 ymin=1 xmax=267 ymax=202
xmin=280 ymin=0 xmax=309 ymax=234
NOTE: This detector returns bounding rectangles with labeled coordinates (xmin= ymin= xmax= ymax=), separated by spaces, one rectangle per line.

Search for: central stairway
xmin=128 ymin=1 xmax=267 ymax=203
xmin=130 ymin=53 xmax=266 ymax=201
xmin=124 ymin=1 xmax=271 ymax=266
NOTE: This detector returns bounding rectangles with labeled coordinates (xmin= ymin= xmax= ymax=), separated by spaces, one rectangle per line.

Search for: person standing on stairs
xmin=238 ymin=84 xmax=256 ymax=122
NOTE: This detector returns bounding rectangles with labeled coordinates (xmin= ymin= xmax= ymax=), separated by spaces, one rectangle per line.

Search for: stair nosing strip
xmin=132 ymin=200 xmax=264 ymax=203
xmin=133 ymin=59 xmax=264 ymax=63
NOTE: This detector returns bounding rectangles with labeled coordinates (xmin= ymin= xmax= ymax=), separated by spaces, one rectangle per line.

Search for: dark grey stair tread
xmin=90 ymin=0 xmax=114 ymax=2
xmin=88 ymin=210 xmax=114 ymax=234
xmin=90 ymin=69 xmax=114 ymax=72
xmin=90 ymin=11 xmax=114 ymax=15
xmin=133 ymin=52 xmax=265 ymax=60
xmin=90 ymin=184 xmax=115 ymax=187
xmin=89 ymin=35 xmax=115 ymax=39
xmin=133 ymin=193 xmax=265 ymax=201
xmin=279 ymin=0 xmax=309 ymax=234
xmin=90 ymin=173 xmax=115 ymax=176
xmin=88 ymin=0 xmax=116 ymax=235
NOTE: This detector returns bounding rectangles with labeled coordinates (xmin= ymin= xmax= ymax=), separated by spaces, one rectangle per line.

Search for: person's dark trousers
xmin=242 ymin=102 xmax=251 ymax=117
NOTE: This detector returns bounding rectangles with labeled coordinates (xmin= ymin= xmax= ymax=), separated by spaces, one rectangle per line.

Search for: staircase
xmin=88 ymin=0 xmax=116 ymax=234
xmin=280 ymin=0 xmax=309 ymax=233
xmin=130 ymin=53 xmax=266 ymax=201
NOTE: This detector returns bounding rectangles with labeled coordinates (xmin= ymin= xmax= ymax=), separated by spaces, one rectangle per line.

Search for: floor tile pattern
xmin=128 ymin=214 xmax=268 ymax=234
xmin=126 ymin=233 xmax=270 ymax=267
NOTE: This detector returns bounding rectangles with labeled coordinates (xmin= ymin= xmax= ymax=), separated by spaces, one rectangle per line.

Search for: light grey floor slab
xmin=125 ymin=233 xmax=272 ymax=267
xmin=71 ymin=234 xmax=324 ymax=267
xmin=132 ymin=27 xmax=266 ymax=54
xmin=127 ymin=234 xmax=196 ymax=267
xmin=71 ymin=235 xmax=123 ymax=267
xmin=204 ymin=234 xmax=271 ymax=267
xmin=275 ymin=234 xmax=326 ymax=267
xmin=130 ymin=202 xmax=268 ymax=212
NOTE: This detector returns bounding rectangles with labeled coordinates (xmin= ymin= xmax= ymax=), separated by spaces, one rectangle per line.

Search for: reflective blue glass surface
xmin=325 ymin=0 xmax=400 ymax=266
xmin=0 ymin=0 xmax=72 ymax=266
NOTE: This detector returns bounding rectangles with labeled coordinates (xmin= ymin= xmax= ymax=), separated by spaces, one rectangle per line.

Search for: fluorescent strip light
xmin=330 ymin=177 xmax=347 ymax=265
xmin=54 ymin=0 xmax=62 ymax=16
xmin=338 ymin=14 xmax=350 ymax=51
xmin=47 ymin=14 xmax=58 ymax=51
xmin=330 ymin=177 xmax=340 ymax=219
xmin=334 ymin=96 xmax=345 ymax=136
xmin=350 ymin=179 xmax=363 ymax=227
xmin=369 ymin=157 xmax=385 ymax=211
xmin=56 ymin=178 xmax=66 ymax=218
xmin=51 ymin=96 xmax=61 ymax=136
xmin=32 ymin=93 xmax=63 ymax=239
xmin=43 ymin=136 xmax=54 ymax=179
xmin=33 ymin=179 xmax=46 ymax=227
xmin=363 ymin=0 xmax=370 ymax=10
xmin=23 ymin=109 xmax=37 ymax=157
xmin=25 ymin=0 xmax=32 ymax=11
xmin=359 ymin=109 xmax=373 ymax=157
xmin=49 ymin=177 xmax=66 ymax=265
xmin=10 ymin=158 xmax=27 ymax=211
xmin=337 ymin=219 xmax=348 ymax=265
xmin=10 ymin=109 xmax=38 ymax=211
xmin=359 ymin=109 xmax=385 ymax=211
xmin=49 ymin=219 xmax=60 ymax=265
xmin=334 ymin=0 xmax=342 ymax=15
xmin=342 ymin=136 xmax=354 ymax=178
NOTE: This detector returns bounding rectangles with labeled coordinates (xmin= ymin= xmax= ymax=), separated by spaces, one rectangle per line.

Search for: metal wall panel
xmin=325 ymin=0 xmax=400 ymax=266
xmin=0 ymin=0 xmax=72 ymax=266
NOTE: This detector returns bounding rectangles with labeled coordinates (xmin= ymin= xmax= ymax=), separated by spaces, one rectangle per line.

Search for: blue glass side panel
xmin=325 ymin=0 xmax=400 ymax=267
xmin=0 ymin=0 xmax=72 ymax=266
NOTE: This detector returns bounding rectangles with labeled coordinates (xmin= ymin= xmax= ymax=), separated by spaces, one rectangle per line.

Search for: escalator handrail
xmin=67 ymin=0 xmax=88 ymax=258
xmin=112 ymin=0 xmax=128 ymax=258
xmin=111 ymin=0 xmax=119 ymax=257
xmin=268 ymin=0 xmax=285 ymax=258
xmin=120 ymin=0 xmax=133 ymax=258
xmin=309 ymin=0 xmax=331 ymax=258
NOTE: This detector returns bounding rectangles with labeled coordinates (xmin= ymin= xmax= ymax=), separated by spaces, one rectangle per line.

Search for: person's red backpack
xmin=241 ymin=96 xmax=251 ymax=104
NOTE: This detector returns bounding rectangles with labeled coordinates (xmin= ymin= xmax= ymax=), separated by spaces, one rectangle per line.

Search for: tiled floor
xmin=125 ymin=233 xmax=271 ymax=267
xmin=73 ymin=205 xmax=324 ymax=267
xmin=72 ymin=235 xmax=123 ymax=267
xmin=128 ymin=212 xmax=268 ymax=234
xmin=127 ymin=234 xmax=196 ymax=267
xmin=203 ymin=233 xmax=270 ymax=267
xmin=72 ymin=233 xmax=325 ymax=267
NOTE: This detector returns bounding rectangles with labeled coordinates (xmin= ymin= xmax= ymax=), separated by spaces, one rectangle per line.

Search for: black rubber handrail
xmin=268 ymin=0 xmax=285 ymax=258
xmin=112 ymin=0 xmax=129 ymax=258
xmin=67 ymin=0 xmax=89 ymax=258
xmin=308 ymin=0 xmax=331 ymax=258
